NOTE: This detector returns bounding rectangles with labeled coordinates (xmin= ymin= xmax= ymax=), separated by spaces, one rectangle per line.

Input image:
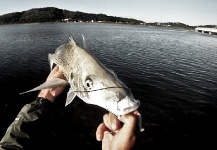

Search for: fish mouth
xmin=109 ymin=99 xmax=140 ymax=116
xmin=89 ymin=87 xmax=140 ymax=116
xmin=75 ymin=86 xmax=140 ymax=116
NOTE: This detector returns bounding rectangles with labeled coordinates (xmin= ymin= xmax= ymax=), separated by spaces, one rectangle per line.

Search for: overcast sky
xmin=0 ymin=0 xmax=216 ymax=26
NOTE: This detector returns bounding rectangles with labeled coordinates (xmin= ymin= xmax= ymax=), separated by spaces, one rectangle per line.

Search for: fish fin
xmin=65 ymin=88 xmax=76 ymax=106
xmin=81 ymin=34 xmax=87 ymax=50
xmin=48 ymin=53 xmax=54 ymax=71
xmin=81 ymin=34 xmax=91 ymax=53
xmin=69 ymin=36 xmax=77 ymax=46
xmin=19 ymin=78 xmax=69 ymax=95
xmin=107 ymin=68 xmax=118 ymax=78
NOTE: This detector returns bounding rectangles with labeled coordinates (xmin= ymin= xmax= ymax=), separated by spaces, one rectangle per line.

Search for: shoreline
xmin=0 ymin=21 xmax=196 ymax=31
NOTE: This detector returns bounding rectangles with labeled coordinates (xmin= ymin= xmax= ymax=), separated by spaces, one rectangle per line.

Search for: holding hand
xmin=38 ymin=66 xmax=67 ymax=102
xmin=96 ymin=112 xmax=138 ymax=150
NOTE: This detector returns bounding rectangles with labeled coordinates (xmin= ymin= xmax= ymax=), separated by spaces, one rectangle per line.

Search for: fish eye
xmin=85 ymin=78 xmax=93 ymax=89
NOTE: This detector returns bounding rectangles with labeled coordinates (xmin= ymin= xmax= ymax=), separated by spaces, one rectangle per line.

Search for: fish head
xmin=63 ymin=38 xmax=140 ymax=116
xmin=75 ymin=72 xmax=140 ymax=116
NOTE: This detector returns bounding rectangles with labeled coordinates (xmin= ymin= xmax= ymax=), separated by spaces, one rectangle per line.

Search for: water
xmin=0 ymin=23 xmax=217 ymax=149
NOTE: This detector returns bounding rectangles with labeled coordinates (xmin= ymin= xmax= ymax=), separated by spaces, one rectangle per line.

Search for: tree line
xmin=0 ymin=7 xmax=144 ymax=24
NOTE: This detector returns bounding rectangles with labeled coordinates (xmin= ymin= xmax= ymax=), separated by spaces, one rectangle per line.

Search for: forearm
xmin=0 ymin=98 xmax=54 ymax=150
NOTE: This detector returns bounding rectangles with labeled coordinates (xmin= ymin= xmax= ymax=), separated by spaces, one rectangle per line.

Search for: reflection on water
xmin=0 ymin=23 xmax=217 ymax=148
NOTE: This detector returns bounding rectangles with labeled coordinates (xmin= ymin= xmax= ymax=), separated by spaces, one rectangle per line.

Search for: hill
xmin=145 ymin=22 xmax=196 ymax=30
xmin=0 ymin=7 xmax=144 ymax=25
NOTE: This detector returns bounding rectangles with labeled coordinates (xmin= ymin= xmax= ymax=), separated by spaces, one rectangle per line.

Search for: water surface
xmin=0 ymin=23 xmax=217 ymax=149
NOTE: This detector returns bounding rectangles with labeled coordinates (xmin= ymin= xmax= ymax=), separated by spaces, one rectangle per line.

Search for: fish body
xmin=21 ymin=36 xmax=140 ymax=116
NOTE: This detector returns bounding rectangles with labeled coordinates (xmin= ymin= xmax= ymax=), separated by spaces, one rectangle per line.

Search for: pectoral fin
xmin=65 ymin=87 xmax=76 ymax=106
xmin=19 ymin=78 xmax=69 ymax=95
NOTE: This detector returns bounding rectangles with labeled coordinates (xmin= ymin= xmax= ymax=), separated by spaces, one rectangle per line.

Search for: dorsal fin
xmin=81 ymin=34 xmax=87 ymax=50
xmin=69 ymin=36 xmax=77 ymax=46
xmin=81 ymin=34 xmax=91 ymax=53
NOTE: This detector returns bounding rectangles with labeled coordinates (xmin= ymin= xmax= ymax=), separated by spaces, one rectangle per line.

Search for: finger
xmin=103 ymin=112 xmax=122 ymax=132
xmin=118 ymin=112 xmax=137 ymax=137
xmin=50 ymin=84 xmax=66 ymax=97
xmin=49 ymin=65 xmax=59 ymax=74
xmin=106 ymin=112 xmax=137 ymax=150
xmin=103 ymin=113 xmax=110 ymax=130
xmin=47 ymin=68 xmax=58 ymax=79
xmin=109 ymin=112 xmax=122 ymax=131
xmin=47 ymin=67 xmax=65 ymax=80
xmin=52 ymin=65 xmax=59 ymax=71
xmin=52 ymin=71 xmax=65 ymax=79
xmin=102 ymin=131 xmax=113 ymax=150
xmin=96 ymin=123 xmax=107 ymax=141
xmin=103 ymin=113 xmax=114 ymax=131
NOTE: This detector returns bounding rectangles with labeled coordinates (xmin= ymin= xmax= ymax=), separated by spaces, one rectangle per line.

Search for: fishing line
xmin=72 ymin=87 xmax=131 ymax=93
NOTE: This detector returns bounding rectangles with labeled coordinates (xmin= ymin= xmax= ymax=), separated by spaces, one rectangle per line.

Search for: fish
xmin=20 ymin=35 xmax=144 ymax=132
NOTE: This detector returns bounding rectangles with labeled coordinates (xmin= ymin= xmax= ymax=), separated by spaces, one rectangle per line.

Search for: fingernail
xmin=97 ymin=134 xmax=101 ymax=141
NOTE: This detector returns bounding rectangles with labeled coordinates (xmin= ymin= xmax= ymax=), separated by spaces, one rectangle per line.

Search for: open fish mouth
xmin=110 ymin=99 xmax=140 ymax=116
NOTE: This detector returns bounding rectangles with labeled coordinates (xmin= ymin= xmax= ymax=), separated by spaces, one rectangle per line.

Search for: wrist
xmin=36 ymin=97 xmax=54 ymax=109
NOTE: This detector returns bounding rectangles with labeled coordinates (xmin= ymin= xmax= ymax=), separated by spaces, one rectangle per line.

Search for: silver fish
xmin=20 ymin=36 xmax=144 ymax=132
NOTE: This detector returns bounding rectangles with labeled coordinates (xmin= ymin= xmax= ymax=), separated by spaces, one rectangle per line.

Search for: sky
xmin=0 ymin=0 xmax=216 ymax=26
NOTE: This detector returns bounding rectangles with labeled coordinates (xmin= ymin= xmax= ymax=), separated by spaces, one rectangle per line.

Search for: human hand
xmin=38 ymin=66 xmax=67 ymax=102
xmin=96 ymin=111 xmax=138 ymax=150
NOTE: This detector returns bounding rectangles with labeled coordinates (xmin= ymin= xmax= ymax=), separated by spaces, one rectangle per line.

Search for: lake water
xmin=0 ymin=23 xmax=217 ymax=149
